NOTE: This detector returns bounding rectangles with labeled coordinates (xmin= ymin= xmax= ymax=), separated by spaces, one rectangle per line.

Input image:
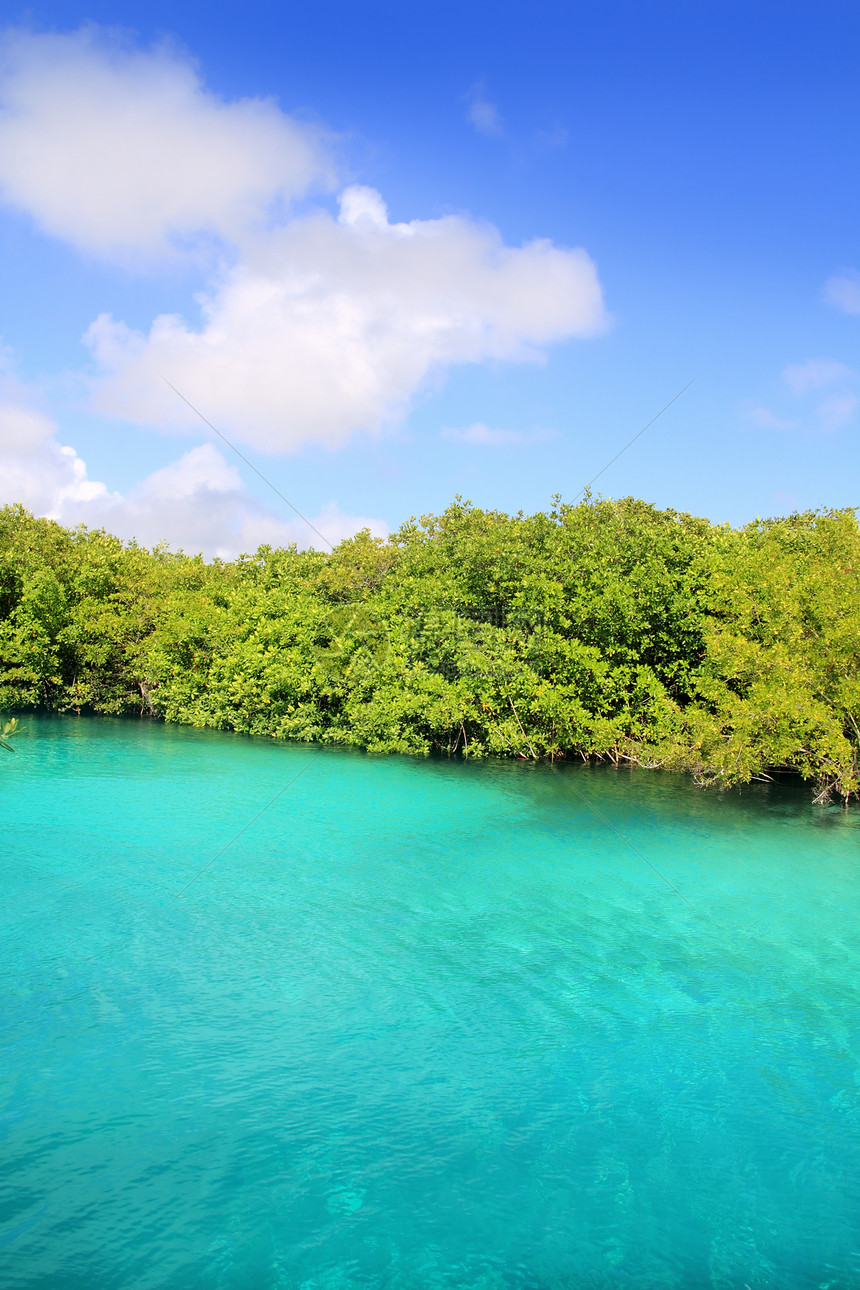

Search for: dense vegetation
xmin=1 ymin=496 xmax=858 ymax=800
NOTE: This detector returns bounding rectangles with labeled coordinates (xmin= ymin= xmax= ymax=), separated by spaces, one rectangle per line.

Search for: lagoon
xmin=2 ymin=716 xmax=860 ymax=1288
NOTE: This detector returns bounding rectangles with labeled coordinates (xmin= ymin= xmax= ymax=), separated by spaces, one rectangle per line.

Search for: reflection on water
xmin=2 ymin=715 xmax=859 ymax=1288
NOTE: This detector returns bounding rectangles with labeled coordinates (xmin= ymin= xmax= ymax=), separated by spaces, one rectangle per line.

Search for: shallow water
xmin=2 ymin=715 xmax=859 ymax=1289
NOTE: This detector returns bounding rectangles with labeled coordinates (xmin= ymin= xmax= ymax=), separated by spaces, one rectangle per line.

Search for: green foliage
xmin=0 ymin=716 xmax=22 ymax=753
xmin=1 ymin=496 xmax=857 ymax=800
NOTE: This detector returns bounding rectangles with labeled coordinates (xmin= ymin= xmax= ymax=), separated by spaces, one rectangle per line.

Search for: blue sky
xmin=1 ymin=1 xmax=858 ymax=554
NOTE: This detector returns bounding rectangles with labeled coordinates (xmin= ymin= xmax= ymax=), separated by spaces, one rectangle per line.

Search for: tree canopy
xmin=1 ymin=496 xmax=857 ymax=801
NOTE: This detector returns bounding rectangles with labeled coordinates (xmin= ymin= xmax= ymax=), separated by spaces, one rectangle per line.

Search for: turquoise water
xmin=2 ymin=717 xmax=860 ymax=1289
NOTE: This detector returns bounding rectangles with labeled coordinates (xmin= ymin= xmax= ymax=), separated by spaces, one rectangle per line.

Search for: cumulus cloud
xmin=57 ymin=443 xmax=386 ymax=557
xmin=441 ymin=422 xmax=557 ymax=446
xmin=822 ymin=269 xmax=860 ymax=316
xmin=0 ymin=26 xmax=333 ymax=261
xmin=0 ymin=377 xmax=384 ymax=557
xmin=0 ymin=372 xmax=109 ymax=514
xmin=86 ymin=186 xmax=608 ymax=451
xmin=0 ymin=27 xmax=608 ymax=457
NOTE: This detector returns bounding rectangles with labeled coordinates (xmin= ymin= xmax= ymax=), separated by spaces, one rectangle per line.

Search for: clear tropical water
xmin=2 ymin=716 xmax=860 ymax=1290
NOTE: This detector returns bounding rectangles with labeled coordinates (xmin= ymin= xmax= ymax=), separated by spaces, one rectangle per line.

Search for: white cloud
xmin=441 ymin=422 xmax=557 ymax=446
xmin=0 ymin=26 xmax=334 ymax=261
xmin=0 ymin=372 xmax=109 ymax=514
xmin=822 ymin=269 xmax=860 ymax=316
xmin=0 ymin=420 xmax=110 ymax=515
xmin=741 ymin=403 xmax=796 ymax=431
xmin=745 ymin=357 xmax=859 ymax=436
xmin=86 ymin=186 xmax=608 ymax=452
xmin=466 ymin=84 xmax=503 ymax=137
xmin=815 ymin=392 xmax=859 ymax=432
xmin=0 ymin=376 xmax=385 ymax=557
xmin=57 ymin=443 xmax=386 ymax=558
xmin=781 ymin=358 xmax=854 ymax=395
xmin=782 ymin=358 xmax=858 ymax=432
xmin=0 ymin=28 xmax=608 ymax=459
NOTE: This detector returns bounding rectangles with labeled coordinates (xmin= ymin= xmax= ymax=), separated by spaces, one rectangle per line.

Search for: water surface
xmin=2 ymin=716 xmax=859 ymax=1288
